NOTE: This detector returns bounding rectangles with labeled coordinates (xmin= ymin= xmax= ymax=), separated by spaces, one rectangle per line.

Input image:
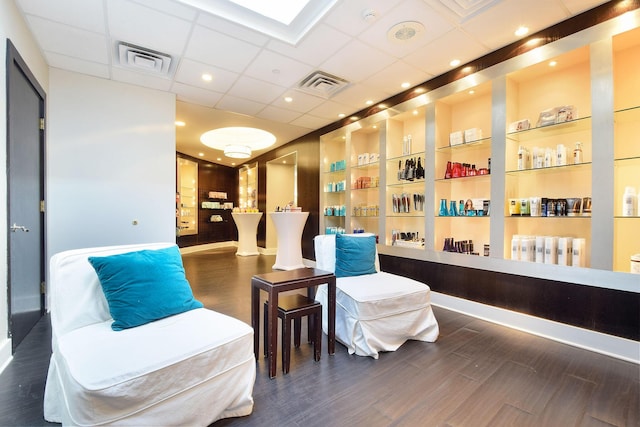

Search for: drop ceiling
xmin=14 ymin=0 xmax=609 ymax=166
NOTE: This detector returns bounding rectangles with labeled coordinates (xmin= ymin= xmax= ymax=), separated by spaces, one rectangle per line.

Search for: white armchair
xmin=314 ymin=234 xmax=439 ymax=359
xmin=44 ymin=242 xmax=255 ymax=426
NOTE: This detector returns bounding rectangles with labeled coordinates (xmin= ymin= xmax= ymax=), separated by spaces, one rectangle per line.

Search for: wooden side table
xmin=251 ymin=268 xmax=336 ymax=378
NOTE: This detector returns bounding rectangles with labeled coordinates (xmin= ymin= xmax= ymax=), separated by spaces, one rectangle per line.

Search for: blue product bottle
xmin=449 ymin=200 xmax=458 ymax=216
xmin=439 ymin=199 xmax=448 ymax=216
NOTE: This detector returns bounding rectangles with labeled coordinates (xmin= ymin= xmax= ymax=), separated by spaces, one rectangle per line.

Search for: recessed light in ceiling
xmin=175 ymin=121 xmax=186 ymax=127
xmin=515 ymin=26 xmax=529 ymax=37
xmin=450 ymin=59 xmax=461 ymax=67
xmin=387 ymin=21 xmax=425 ymax=43
xmin=202 ymin=73 xmax=213 ymax=81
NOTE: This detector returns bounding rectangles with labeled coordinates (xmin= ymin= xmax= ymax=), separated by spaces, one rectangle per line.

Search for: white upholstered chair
xmin=314 ymin=234 xmax=439 ymax=359
xmin=44 ymin=242 xmax=256 ymax=426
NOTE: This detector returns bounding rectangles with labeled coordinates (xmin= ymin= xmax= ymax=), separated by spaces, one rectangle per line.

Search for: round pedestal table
xmin=269 ymin=212 xmax=309 ymax=270
xmin=231 ymin=212 xmax=263 ymax=256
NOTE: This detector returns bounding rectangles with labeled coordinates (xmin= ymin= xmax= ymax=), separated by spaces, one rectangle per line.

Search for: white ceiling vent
xmin=116 ymin=42 xmax=173 ymax=76
xmin=296 ymin=70 xmax=350 ymax=99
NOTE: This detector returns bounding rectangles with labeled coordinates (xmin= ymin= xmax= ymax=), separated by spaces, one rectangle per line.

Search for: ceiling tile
xmin=25 ymin=15 xmax=109 ymax=64
xmin=173 ymin=82 xmax=223 ymax=108
xmin=184 ymin=25 xmax=261 ymax=73
xmin=561 ymin=0 xmax=609 ymax=14
xmin=289 ymin=113 xmax=332 ymax=130
xmin=405 ymin=28 xmax=489 ymax=76
xmin=255 ymin=105 xmax=303 ymax=124
xmin=330 ymin=82 xmax=392 ymax=109
xmin=45 ymin=52 xmax=110 ymax=79
xmin=267 ymin=24 xmax=351 ymax=67
xmin=216 ymin=94 xmax=266 ymax=116
xmin=196 ymin=12 xmax=269 ymax=46
xmin=307 ymin=99 xmax=353 ymax=120
xmin=319 ymin=38 xmax=396 ymax=83
xmin=174 ymin=58 xmax=239 ymax=92
xmin=107 ymin=0 xmax=192 ymax=55
xmin=361 ymin=60 xmax=432 ymax=94
xmin=111 ymin=67 xmax=173 ymax=91
xmin=244 ymin=50 xmax=313 ymax=87
xmin=271 ymin=91 xmax=325 ymax=113
xmin=227 ymin=75 xmax=286 ymax=105
xmin=128 ymin=0 xmax=197 ymax=21
xmin=17 ymin=0 xmax=105 ymax=32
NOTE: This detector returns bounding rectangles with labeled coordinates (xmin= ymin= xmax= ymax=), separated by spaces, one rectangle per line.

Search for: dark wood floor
xmin=0 ymin=247 xmax=638 ymax=427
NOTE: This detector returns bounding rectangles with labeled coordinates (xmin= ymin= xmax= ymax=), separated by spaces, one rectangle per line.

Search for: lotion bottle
xmin=622 ymin=186 xmax=637 ymax=216
xmin=573 ymin=142 xmax=583 ymax=164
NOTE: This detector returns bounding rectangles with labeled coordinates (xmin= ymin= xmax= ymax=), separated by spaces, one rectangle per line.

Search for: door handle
xmin=10 ymin=223 xmax=29 ymax=232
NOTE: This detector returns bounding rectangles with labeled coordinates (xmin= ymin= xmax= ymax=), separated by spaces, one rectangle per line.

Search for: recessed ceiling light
xmin=366 ymin=100 xmax=373 ymax=105
xmin=175 ymin=120 xmax=186 ymax=127
xmin=412 ymin=110 xmax=418 ymax=115
xmin=338 ymin=113 xmax=346 ymax=118
xmin=202 ymin=73 xmax=213 ymax=81
xmin=462 ymin=66 xmax=473 ymax=73
xmin=350 ymin=116 xmax=359 ymax=121
xmin=469 ymin=90 xmax=475 ymax=95
xmin=372 ymin=125 xmax=377 ymax=129
xmin=378 ymin=104 xmax=387 ymax=109
xmin=526 ymin=38 xmax=542 ymax=46
xmin=198 ymin=152 xmax=204 ymax=157
xmin=284 ymin=96 xmax=293 ymax=102
xmin=217 ymin=158 xmax=222 ymax=161
xmin=450 ymin=59 xmax=461 ymax=67
xmin=401 ymin=82 xmax=410 ymax=89
xmin=549 ymin=60 xmax=558 ymax=67
xmin=414 ymin=88 xmax=426 ymax=94
xmin=515 ymin=26 xmax=529 ymax=37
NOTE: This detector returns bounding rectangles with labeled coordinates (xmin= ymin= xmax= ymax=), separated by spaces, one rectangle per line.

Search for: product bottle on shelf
xmin=622 ymin=186 xmax=637 ymax=216
xmin=573 ymin=142 xmax=583 ymax=164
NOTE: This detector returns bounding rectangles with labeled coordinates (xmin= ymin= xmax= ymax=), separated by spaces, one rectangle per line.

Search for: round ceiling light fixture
xmin=387 ymin=21 xmax=425 ymax=44
xmin=200 ymin=127 xmax=276 ymax=159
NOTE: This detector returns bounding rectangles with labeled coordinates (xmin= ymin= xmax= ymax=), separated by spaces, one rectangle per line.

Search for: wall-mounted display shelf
xmin=318 ymin=23 xmax=640 ymax=286
xmin=177 ymin=157 xmax=198 ymax=236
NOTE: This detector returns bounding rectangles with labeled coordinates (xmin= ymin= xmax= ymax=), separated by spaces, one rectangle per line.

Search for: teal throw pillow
xmin=88 ymin=246 xmax=203 ymax=331
xmin=335 ymin=234 xmax=377 ymax=278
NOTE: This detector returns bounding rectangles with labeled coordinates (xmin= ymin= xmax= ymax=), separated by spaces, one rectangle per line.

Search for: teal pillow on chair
xmin=88 ymin=246 xmax=203 ymax=331
xmin=335 ymin=234 xmax=377 ymax=278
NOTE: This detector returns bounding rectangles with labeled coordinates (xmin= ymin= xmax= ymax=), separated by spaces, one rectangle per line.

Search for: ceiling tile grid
xmin=13 ymin=0 xmax=611 ymax=165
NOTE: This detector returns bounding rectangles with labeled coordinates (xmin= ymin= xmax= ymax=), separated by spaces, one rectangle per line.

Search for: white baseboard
xmin=260 ymin=247 xmax=277 ymax=255
xmin=179 ymin=241 xmax=236 ymax=254
xmin=0 ymin=338 xmax=13 ymax=375
xmin=431 ymin=292 xmax=639 ymax=364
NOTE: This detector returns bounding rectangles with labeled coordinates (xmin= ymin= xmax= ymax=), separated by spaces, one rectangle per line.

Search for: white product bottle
xmin=517 ymin=146 xmax=526 ymax=170
xmin=573 ymin=142 xmax=583 ymax=164
xmin=622 ymin=186 xmax=637 ymax=216
xmin=557 ymin=144 xmax=567 ymax=166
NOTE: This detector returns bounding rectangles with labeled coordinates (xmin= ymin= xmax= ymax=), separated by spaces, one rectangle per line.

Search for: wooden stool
xmin=263 ymin=294 xmax=322 ymax=374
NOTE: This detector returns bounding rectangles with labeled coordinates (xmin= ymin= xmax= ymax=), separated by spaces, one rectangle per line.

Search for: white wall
xmin=47 ymin=69 xmax=177 ymax=259
xmin=0 ymin=0 xmax=49 ymax=373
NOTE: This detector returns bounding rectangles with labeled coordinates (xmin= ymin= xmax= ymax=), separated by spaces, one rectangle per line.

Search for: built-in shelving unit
xmin=318 ymin=23 xmax=640 ymax=283
xmin=177 ymin=157 xmax=198 ymax=236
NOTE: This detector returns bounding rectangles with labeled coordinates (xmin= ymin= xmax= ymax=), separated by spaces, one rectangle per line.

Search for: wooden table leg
xmin=267 ymin=289 xmax=278 ymax=378
xmin=327 ymin=277 xmax=336 ymax=355
xmin=251 ymin=282 xmax=260 ymax=360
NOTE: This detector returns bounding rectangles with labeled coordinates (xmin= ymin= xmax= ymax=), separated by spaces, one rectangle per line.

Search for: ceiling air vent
xmin=116 ymin=42 xmax=173 ymax=76
xmin=296 ymin=70 xmax=350 ymax=99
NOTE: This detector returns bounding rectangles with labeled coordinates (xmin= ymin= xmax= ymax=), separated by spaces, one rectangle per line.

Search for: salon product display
xmin=508 ymin=196 xmax=591 ymax=217
xmin=329 ymin=159 xmax=346 ymax=172
xmin=353 ymin=204 xmax=379 ymax=217
xmin=536 ymin=105 xmax=577 ymax=127
xmin=352 ymin=176 xmax=379 ymax=189
xmin=511 ymin=234 xmax=587 ymax=267
xmin=396 ymin=157 xmax=425 ymax=181
xmin=391 ymin=229 xmax=424 ymax=248
xmin=325 ymin=180 xmax=346 ymax=192
xmin=449 ymin=128 xmax=483 ymax=146
xmin=444 ymin=160 xmax=489 ymax=179
xmin=324 ymin=205 xmax=346 ymax=216
xmin=392 ymin=193 xmax=424 ymax=213
xmin=438 ymin=198 xmax=489 ymax=217
xmin=442 ymin=238 xmax=479 ymax=255
xmin=356 ymin=152 xmax=379 ymax=165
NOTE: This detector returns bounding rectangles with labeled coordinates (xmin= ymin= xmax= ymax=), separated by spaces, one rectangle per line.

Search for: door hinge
xmin=40 ymin=281 xmax=45 ymax=294
xmin=39 ymin=118 xmax=45 ymax=130
xmin=40 ymin=200 xmax=45 ymax=213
